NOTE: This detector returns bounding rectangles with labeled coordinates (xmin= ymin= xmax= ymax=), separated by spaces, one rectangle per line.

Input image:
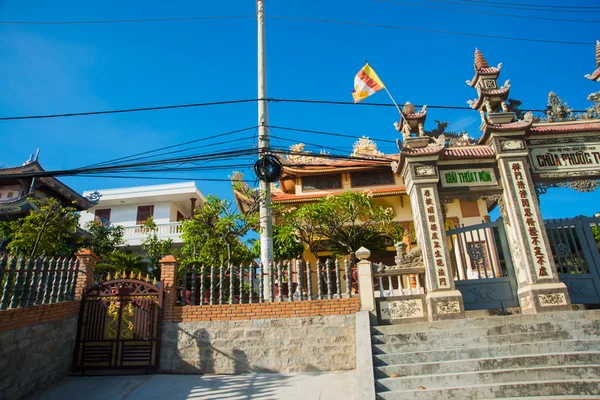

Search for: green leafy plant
xmin=95 ymin=250 xmax=149 ymax=276
xmin=83 ymin=220 xmax=125 ymax=257
xmin=0 ymin=197 xmax=80 ymax=258
xmin=141 ymin=217 xmax=173 ymax=279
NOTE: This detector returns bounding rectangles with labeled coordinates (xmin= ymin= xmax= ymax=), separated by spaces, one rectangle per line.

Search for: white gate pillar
xmin=494 ymin=137 xmax=572 ymax=314
xmin=401 ymin=156 xmax=465 ymax=321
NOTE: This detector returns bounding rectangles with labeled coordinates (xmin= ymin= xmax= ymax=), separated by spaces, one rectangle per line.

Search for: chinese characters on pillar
xmin=421 ymin=187 xmax=450 ymax=288
xmin=509 ymin=161 xmax=552 ymax=279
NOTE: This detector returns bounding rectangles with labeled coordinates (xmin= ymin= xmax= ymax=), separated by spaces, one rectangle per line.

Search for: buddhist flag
xmin=352 ymin=63 xmax=385 ymax=103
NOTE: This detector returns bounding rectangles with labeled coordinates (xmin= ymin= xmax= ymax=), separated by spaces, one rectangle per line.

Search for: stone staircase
xmin=371 ymin=310 xmax=600 ymax=399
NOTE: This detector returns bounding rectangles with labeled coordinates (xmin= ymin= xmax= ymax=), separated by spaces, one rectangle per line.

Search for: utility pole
xmin=257 ymin=0 xmax=274 ymax=272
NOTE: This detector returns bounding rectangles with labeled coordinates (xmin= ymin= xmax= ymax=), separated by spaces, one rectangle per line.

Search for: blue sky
xmin=1 ymin=0 xmax=599 ymax=219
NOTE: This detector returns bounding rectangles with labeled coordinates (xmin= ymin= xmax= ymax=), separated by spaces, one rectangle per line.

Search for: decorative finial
xmin=404 ymin=101 xmax=415 ymax=114
xmin=596 ymin=40 xmax=600 ymax=67
xmin=474 ymin=48 xmax=489 ymax=69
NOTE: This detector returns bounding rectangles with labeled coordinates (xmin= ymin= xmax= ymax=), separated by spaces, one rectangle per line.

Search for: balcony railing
xmin=121 ymin=222 xmax=183 ymax=242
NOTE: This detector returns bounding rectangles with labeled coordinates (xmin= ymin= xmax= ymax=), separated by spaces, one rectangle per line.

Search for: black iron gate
xmin=73 ymin=278 xmax=163 ymax=373
xmin=446 ymin=218 xmax=519 ymax=311
xmin=545 ymin=216 xmax=600 ymax=304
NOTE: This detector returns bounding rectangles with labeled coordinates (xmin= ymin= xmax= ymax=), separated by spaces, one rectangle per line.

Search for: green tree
xmin=141 ymin=217 xmax=173 ymax=279
xmin=83 ymin=220 xmax=125 ymax=257
xmin=276 ymin=191 xmax=403 ymax=260
xmin=0 ymin=197 xmax=79 ymax=258
xmin=96 ymin=250 xmax=149 ymax=276
xmin=251 ymin=224 xmax=305 ymax=261
xmin=180 ymin=195 xmax=256 ymax=266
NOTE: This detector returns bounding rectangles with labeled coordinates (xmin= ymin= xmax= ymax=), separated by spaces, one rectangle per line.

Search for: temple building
xmin=0 ymin=155 xmax=95 ymax=221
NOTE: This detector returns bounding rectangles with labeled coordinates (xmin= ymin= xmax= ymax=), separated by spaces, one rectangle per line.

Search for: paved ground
xmin=29 ymin=371 xmax=356 ymax=400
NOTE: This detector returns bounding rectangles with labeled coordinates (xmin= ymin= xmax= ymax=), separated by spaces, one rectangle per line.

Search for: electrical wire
xmin=77 ymin=174 xmax=255 ymax=182
xmin=375 ymin=0 xmax=600 ymax=23
xmin=0 ymin=99 xmax=257 ymax=121
xmin=0 ymin=15 xmax=254 ymax=25
xmin=457 ymin=0 xmax=600 ymax=9
xmin=419 ymin=0 xmax=600 ymax=13
xmin=1 ymin=98 xmax=587 ymax=122
xmin=269 ymin=125 xmax=399 ymax=144
xmin=268 ymin=15 xmax=595 ymax=45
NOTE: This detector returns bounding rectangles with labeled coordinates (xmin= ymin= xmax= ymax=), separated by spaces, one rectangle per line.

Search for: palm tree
xmin=96 ymin=251 xmax=149 ymax=276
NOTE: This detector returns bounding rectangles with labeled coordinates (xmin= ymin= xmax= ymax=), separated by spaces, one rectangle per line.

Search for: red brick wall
xmin=170 ymin=298 xmax=360 ymax=322
xmin=0 ymin=301 xmax=80 ymax=332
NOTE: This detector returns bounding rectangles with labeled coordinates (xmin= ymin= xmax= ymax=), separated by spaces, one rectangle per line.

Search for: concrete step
xmin=375 ymin=365 xmax=600 ymax=392
xmin=372 ymin=329 xmax=593 ymax=354
xmin=372 ymin=320 xmax=600 ymax=345
xmin=375 ymin=379 xmax=600 ymax=400
xmin=373 ymin=339 xmax=600 ymax=366
xmin=372 ymin=310 xmax=600 ymax=336
xmin=374 ymin=351 xmax=600 ymax=379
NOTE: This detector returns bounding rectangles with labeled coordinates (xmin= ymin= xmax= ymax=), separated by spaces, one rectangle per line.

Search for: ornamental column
xmin=396 ymin=145 xmax=465 ymax=321
xmin=466 ymin=48 xmax=571 ymax=313
xmin=495 ymin=144 xmax=571 ymax=313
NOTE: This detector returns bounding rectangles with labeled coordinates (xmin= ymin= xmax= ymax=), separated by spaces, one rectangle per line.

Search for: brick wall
xmin=0 ymin=301 xmax=79 ymax=332
xmin=170 ymin=298 xmax=360 ymax=322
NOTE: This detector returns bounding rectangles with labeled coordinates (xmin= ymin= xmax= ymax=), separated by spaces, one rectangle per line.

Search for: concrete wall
xmin=160 ymin=314 xmax=356 ymax=374
xmin=0 ymin=302 xmax=79 ymax=400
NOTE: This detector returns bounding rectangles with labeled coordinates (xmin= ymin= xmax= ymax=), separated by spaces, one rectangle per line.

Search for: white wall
xmin=79 ymin=201 xmax=173 ymax=227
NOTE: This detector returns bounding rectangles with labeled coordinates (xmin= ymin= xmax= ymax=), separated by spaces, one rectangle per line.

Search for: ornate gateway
xmin=73 ymin=277 xmax=163 ymax=373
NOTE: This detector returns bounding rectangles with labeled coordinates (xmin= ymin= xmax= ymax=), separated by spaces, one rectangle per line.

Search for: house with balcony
xmin=79 ymin=182 xmax=205 ymax=249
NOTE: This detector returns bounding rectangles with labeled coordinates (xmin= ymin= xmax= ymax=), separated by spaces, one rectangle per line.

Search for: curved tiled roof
xmin=529 ymin=120 xmax=600 ymax=135
xmin=442 ymin=146 xmax=495 ymax=159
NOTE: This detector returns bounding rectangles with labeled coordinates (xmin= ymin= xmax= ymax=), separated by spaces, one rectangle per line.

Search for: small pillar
xmin=74 ymin=248 xmax=97 ymax=300
xmin=356 ymin=247 xmax=375 ymax=312
xmin=402 ymin=159 xmax=465 ymax=321
xmin=160 ymin=255 xmax=179 ymax=322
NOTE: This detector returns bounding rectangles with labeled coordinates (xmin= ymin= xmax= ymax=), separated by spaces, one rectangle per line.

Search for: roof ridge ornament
xmin=474 ymin=48 xmax=489 ymax=69
xmin=584 ymin=40 xmax=600 ymax=82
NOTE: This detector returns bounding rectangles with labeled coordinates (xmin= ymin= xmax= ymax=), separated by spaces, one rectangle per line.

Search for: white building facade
xmin=80 ymin=182 xmax=204 ymax=248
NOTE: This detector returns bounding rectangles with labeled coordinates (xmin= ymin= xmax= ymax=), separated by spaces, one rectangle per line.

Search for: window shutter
xmin=136 ymin=205 xmax=154 ymax=225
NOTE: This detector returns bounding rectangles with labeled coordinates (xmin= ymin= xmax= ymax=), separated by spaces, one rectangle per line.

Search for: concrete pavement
xmin=28 ymin=371 xmax=356 ymax=400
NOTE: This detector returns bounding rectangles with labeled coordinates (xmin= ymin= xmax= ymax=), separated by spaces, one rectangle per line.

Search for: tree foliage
xmin=0 ymin=197 xmax=80 ymax=258
xmin=544 ymin=91 xmax=575 ymax=122
xmin=276 ymin=191 xmax=403 ymax=259
xmin=505 ymin=98 xmax=526 ymax=120
xmin=180 ymin=195 xmax=256 ymax=266
xmin=96 ymin=250 xmax=149 ymax=275
xmin=141 ymin=217 xmax=173 ymax=278
xmin=83 ymin=220 xmax=125 ymax=257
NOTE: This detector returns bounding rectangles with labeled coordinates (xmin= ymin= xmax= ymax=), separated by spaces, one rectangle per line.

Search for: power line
xmin=375 ymin=0 xmax=600 ymax=23
xmin=84 ymin=127 xmax=258 ymax=168
xmin=420 ymin=0 xmax=600 ymax=13
xmin=76 ymin=174 xmax=255 ymax=183
xmin=457 ymin=0 xmax=600 ymax=10
xmin=268 ymin=15 xmax=595 ymax=45
xmin=3 ymin=98 xmax=584 ymax=121
xmin=270 ymin=125 xmax=413 ymax=145
xmin=0 ymin=99 xmax=257 ymax=121
xmin=0 ymin=15 xmax=254 ymax=25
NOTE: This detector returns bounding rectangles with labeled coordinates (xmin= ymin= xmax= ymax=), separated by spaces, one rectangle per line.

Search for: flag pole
xmin=364 ymin=60 xmax=410 ymax=128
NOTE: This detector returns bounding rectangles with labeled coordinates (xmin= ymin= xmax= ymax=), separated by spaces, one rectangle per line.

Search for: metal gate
xmin=446 ymin=218 xmax=519 ymax=311
xmin=545 ymin=216 xmax=600 ymax=304
xmin=73 ymin=278 xmax=163 ymax=373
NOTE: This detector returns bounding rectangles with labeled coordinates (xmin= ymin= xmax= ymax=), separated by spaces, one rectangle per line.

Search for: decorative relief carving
xmin=520 ymin=295 xmax=533 ymax=310
xmin=351 ymin=137 xmax=384 ymax=158
xmin=436 ymin=300 xmax=460 ymax=315
xmin=529 ymin=136 xmax=598 ymax=146
xmin=382 ymin=299 xmax=424 ymax=319
xmin=539 ymin=292 xmax=567 ymax=306
xmin=415 ymin=165 xmax=436 ymax=177
xmin=499 ymin=140 xmax=525 ymax=151
xmin=535 ymin=180 xmax=600 ymax=194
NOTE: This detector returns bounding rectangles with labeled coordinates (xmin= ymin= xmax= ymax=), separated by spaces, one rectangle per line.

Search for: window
xmin=136 ymin=205 xmax=154 ymax=225
xmin=459 ymin=200 xmax=480 ymax=218
xmin=302 ymin=174 xmax=342 ymax=191
xmin=177 ymin=211 xmax=185 ymax=221
xmin=94 ymin=209 xmax=111 ymax=224
xmin=351 ymin=169 xmax=395 ymax=187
